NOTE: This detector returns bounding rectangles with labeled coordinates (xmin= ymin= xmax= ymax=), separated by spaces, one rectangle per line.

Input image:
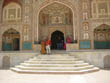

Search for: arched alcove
xmin=94 ymin=24 xmax=110 ymax=49
xmin=2 ymin=28 xmax=20 ymax=51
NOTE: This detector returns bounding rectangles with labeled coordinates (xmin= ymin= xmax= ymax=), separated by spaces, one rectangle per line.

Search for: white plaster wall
xmin=70 ymin=51 xmax=110 ymax=68
xmin=66 ymin=44 xmax=79 ymax=50
xmin=0 ymin=55 xmax=3 ymax=68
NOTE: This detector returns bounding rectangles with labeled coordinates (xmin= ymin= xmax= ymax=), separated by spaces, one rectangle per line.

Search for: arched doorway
xmin=94 ymin=24 xmax=110 ymax=49
xmin=51 ymin=31 xmax=64 ymax=50
xmin=2 ymin=29 xmax=20 ymax=51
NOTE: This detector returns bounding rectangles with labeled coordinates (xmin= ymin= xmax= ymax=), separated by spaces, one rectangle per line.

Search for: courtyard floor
xmin=0 ymin=69 xmax=110 ymax=83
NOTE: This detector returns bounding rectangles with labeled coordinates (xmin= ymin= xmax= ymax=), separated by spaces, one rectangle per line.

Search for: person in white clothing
xmin=46 ymin=38 xmax=51 ymax=54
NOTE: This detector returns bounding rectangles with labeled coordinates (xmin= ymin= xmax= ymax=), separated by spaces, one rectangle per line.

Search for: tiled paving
xmin=0 ymin=69 xmax=110 ymax=83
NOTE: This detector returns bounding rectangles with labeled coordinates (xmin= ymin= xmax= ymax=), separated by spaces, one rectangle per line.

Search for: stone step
xmin=37 ymin=54 xmax=70 ymax=56
xmin=11 ymin=54 xmax=100 ymax=74
xmin=20 ymin=63 xmax=89 ymax=67
xmin=11 ymin=67 xmax=99 ymax=74
xmin=29 ymin=58 xmax=79 ymax=61
xmin=24 ymin=60 xmax=84 ymax=64
xmin=15 ymin=65 xmax=94 ymax=71
xmin=34 ymin=55 xmax=75 ymax=58
xmin=32 ymin=57 xmax=76 ymax=60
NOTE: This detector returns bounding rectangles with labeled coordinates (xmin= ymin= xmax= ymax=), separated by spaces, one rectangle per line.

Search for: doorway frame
xmin=48 ymin=27 xmax=66 ymax=39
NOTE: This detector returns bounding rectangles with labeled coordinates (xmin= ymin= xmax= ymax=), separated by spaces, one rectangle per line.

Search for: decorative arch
xmin=34 ymin=0 xmax=78 ymax=42
xmin=2 ymin=28 xmax=20 ymax=51
xmin=1 ymin=27 xmax=21 ymax=36
xmin=3 ymin=28 xmax=20 ymax=35
xmin=94 ymin=24 xmax=110 ymax=49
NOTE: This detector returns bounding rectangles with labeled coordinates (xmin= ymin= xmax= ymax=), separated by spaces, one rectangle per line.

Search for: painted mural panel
xmin=80 ymin=41 xmax=91 ymax=49
xmin=23 ymin=42 xmax=32 ymax=50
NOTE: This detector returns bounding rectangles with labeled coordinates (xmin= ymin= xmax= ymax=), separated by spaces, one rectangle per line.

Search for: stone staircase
xmin=11 ymin=54 xmax=100 ymax=74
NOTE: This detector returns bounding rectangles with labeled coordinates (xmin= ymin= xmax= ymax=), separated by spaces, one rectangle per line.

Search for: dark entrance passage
xmin=51 ymin=31 xmax=64 ymax=50
xmin=13 ymin=38 xmax=20 ymax=51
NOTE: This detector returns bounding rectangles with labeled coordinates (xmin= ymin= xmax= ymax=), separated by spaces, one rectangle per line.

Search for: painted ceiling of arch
xmin=40 ymin=3 xmax=71 ymax=14
xmin=39 ymin=3 xmax=72 ymax=25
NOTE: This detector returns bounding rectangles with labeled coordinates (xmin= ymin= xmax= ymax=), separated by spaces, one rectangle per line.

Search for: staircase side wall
xmin=0 ymin=52 xmax=38 ymax=69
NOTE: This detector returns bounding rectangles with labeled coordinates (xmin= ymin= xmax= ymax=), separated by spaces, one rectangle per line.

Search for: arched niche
xmin=2 ymin=28 xmax=20 ymax=51
xmin=3 ymin=2 xmax=21 ymax=22
xmin=94 ymin=24 xmax=110 ymax=49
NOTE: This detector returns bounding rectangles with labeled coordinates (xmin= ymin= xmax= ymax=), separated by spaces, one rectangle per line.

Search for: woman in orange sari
xmin=41 ymin=40 xmax=46 ymax=54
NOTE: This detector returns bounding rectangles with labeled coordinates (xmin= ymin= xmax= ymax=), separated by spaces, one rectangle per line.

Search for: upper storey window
xmin=3 ymin=2 xmax=21 ymax=22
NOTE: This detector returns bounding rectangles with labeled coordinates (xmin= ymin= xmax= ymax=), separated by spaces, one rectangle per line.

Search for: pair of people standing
xmin=41 ymin=38 xmax=51 ymax=54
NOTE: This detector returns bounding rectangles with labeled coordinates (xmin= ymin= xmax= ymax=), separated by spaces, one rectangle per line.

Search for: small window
xmin=83 ymin=12 xmax=88 ymax=20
